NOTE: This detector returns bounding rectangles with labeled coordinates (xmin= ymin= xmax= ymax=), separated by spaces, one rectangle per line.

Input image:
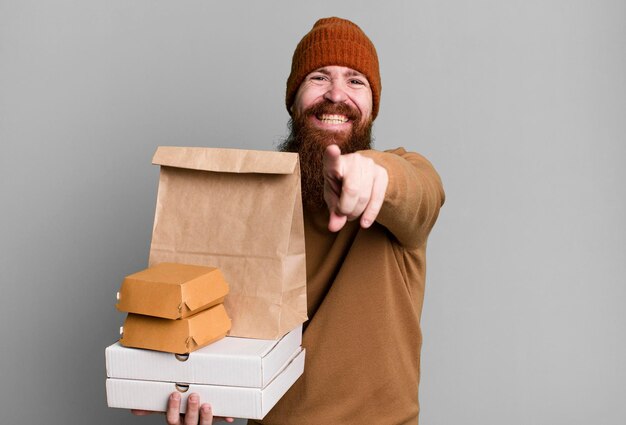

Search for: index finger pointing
xmin=323 ymin=144 xmax=343 ymax=177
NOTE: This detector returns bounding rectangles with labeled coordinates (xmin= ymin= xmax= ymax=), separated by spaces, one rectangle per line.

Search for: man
xmin=135 ymin=16 xmax=444 ymax=425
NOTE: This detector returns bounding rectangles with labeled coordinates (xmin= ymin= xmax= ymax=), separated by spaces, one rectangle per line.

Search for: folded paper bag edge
xmin=152 ymin=146 xmax=297 ymax=175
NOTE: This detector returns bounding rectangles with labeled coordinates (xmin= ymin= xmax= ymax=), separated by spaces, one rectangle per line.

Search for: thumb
xmin=328 ymin=210 xmax=347 ymax=233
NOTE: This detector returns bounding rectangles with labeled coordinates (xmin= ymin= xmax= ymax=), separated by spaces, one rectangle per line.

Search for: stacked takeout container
xmin=105 ymin=262 xmax=305 ymax=420
xmin=116 ymin=262 xmax=232 ymax=353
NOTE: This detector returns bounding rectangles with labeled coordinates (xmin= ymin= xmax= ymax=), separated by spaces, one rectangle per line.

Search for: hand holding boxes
xmin=106 ymin=326 xmax=304 ymax=419
xmin=106 ymin=262 xmax=305 ymax=419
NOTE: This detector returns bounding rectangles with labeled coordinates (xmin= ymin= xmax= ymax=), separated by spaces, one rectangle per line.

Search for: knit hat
xmin=286 ymin=17 xmax=381 ymax=120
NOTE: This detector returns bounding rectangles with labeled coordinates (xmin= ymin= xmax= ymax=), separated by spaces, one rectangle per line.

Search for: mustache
xmin=279 ymin=101 xmax=373 ymax=211
xmin=299 ymin=100 xmax=361 ymax=122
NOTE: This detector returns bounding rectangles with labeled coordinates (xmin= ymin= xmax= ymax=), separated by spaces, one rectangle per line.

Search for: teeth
xmin=320 ymin=114 xmax=348 ymax=124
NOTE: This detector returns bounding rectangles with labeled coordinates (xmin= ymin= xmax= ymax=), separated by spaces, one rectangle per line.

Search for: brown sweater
xmin=250 ymin=148 xmax=445 ymax=425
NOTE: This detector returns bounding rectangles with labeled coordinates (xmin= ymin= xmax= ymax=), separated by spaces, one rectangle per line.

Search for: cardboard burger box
xmin=116 ymin=262 xmax=232 ymax=353
xmin=116 ymin=262 xmax=229 ymax=320
xmin=106 ymin=325 xmax=305 ymax=419
xmin=120 ymin=304 xmax=232 ymax=354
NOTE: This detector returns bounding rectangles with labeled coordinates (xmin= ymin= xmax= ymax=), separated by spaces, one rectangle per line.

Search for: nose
xmin=323 ymin=81 xmax=348 ymax=103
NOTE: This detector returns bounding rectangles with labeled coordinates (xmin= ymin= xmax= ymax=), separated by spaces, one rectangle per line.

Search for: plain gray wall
xmin=1 ymin=1 xmax=624 ymax=424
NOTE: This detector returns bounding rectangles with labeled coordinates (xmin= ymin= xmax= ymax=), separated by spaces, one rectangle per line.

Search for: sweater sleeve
xmin=358 ymin=147 xmax=445 ymax=249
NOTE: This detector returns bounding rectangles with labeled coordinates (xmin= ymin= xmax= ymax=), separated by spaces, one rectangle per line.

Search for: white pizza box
xmin=106 ymin=348 xmax=305 ymax=420
xmin=106 ymin=325 xmax=302 ymax=388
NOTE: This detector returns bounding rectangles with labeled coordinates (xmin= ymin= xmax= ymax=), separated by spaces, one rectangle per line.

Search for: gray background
xmin=1 ymin=1 xmax=624 ymax=424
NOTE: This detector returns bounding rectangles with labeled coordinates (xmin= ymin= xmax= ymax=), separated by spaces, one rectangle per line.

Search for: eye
xmin=309 ymin=74 xmax=328 ymax=82
xmin=349 ymin=79 xmax=366 ymax=86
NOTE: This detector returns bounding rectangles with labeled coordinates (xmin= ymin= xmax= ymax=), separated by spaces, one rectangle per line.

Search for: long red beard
xmin=279 ymin=100 xmax=373 ymax=211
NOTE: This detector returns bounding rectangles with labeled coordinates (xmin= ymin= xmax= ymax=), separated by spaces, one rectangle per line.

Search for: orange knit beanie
xmin=286 ymin=17 xmax=381 ymax=120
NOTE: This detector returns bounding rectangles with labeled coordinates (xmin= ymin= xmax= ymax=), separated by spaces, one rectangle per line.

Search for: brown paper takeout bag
xmin=149 ymin=146 xmax=307 ymax=339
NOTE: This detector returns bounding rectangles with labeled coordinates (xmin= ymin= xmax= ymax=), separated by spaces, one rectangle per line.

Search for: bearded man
xmin=136 ymin=16 xmax=445 ymax=425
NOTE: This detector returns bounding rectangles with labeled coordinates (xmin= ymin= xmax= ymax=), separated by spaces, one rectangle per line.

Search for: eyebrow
xmin=344 ymin=69 xmax=366 ymax=78
xmin=313 ymin=67 xmax=367 ymax=79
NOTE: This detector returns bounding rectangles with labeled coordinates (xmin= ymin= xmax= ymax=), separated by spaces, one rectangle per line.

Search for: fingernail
xmin=171 ymin=393 xmax=180 ymax=401
xmin=202 ymin=405 xmax=211 ymax=414
xmin=362 ymin=219 xmax=370 ymax=226
xmin=190 ymin=395 xmax=198 ymax=403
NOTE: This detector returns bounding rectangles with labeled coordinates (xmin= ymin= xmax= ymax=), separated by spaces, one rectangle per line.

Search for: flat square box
xmin=106 ymin=326 xmax=304 ymax=419
xmin=105 ymin=348 xmax=304 ymax=419
xmin=108 ymin=325 xmax=302 ymax=387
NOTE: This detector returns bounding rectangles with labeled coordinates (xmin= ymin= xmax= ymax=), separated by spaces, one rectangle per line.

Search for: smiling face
xmin=291 ymin=65 xmax=373 ymax=135
xmin=280 ymin=65 xmax=374 ymax=211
